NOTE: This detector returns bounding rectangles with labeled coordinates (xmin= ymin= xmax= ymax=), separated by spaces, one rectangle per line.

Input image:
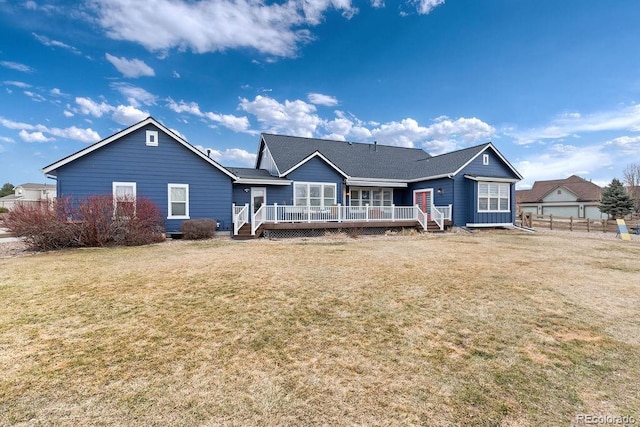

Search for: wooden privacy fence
xmin=517 ymin=212 xmax=639 ymax=234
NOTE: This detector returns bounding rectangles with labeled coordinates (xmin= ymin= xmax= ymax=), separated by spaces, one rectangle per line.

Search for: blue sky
xmin=1 ymin=0 xmax=640 ymax=189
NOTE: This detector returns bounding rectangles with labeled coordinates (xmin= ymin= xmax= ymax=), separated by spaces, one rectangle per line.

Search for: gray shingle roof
xmin=260 ymin=134 xmax=497 ymax=180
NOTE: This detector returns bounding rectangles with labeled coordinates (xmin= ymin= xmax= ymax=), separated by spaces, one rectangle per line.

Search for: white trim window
xmin=350 ymin=187 xmax=393 ymax=207
xmin=294 ymin=182 xmax=336 ymax=208
xmin=146 ymin=130 xmax=158 ymax=146
xmin=168 ymin=184 xmax=189 ymax=219
xmin=113 ymin=182 xmax=136 ymax=217
xmin=478 ymin=182 xmax=510 ymax=212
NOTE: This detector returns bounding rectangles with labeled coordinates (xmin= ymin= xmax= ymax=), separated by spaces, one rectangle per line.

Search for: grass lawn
xmin=1 ymin=231 xmax=639 ymax=426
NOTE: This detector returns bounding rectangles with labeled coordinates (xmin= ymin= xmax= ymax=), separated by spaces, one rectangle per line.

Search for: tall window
xmin=113 ymin=182 xmax=136 ymax=217
xmin=294 ymin=182 xmax=336 ymax=208
xmin=168 ymin=184 xmax=189 ymax=219
xmin=350 ymin=187 xmax=393 ymax=207
xmin=478 ymin=182 xmax=510 ymax=212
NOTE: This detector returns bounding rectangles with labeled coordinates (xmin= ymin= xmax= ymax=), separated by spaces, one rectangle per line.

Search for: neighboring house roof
xmin=258 ymin=134 xmax=522 ymax=181
xmin=517 ymin=175 xmax=602 ymax=203
xmin=42 ymin=117 xmax=238 ymax=180
xmin=16 ymin=183 xmax=56 ymax=191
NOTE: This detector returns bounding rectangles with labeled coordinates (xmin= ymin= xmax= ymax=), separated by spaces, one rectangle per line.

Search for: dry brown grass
xmin=1 ymin=231 xmax=639 ymax=426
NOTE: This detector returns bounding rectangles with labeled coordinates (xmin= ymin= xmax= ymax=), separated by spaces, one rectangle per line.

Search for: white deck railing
xmin=240 ymin=204 xmax=452 ymax=235
xmin=233 ymin=203 xmax=249 ymax=235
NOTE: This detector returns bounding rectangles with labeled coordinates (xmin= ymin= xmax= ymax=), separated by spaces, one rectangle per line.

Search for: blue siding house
xmin=43 ymin=117 xmax=523 ymax=237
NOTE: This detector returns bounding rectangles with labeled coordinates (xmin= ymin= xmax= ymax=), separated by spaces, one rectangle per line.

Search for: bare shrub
xmin=5 ymin=199 xmax=78 ymax=251
xmin=181 ymin=218 xmax=217 ymax=240
xmin=6 ymin=195 xmax=165 ymax=250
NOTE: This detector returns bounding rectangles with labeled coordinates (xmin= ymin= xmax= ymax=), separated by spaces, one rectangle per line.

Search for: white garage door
xmin=542 ymin=206 xmax=579 ymax=218
xmin=584 ymin=206 xmax=604 ymax=220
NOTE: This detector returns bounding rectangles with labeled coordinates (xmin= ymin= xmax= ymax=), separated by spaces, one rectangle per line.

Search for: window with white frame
xmin=146 ymin=130 xmax=158 ymax=146
xmin=294 ymin=182 xmax=336 ymax=208
xmin=478 ymin=182 xmax=510 ymax=212
xmin=113 ymin=182 xmax=136 ymax=217
xmin=168 ymin=184 xmax=189 ymax=219
xmin=349 ymin=187 xmax=393 ymax=206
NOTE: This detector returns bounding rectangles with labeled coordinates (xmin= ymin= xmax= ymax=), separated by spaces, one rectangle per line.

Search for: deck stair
xmin=232 ymin=224 xmax=263 ymax=240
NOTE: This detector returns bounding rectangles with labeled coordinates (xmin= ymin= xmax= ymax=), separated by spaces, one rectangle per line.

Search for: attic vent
xmin=482 ymin=154 xmax=489 ymax=165
xmin=146 ymin=130 xmax=158 ymax=147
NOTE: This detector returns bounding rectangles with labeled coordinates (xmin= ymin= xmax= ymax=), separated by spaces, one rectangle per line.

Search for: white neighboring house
xmin=516 ymin=175 xmax=604 ymax=220
xmin=0 ymin=183 xmax=57 ymax=210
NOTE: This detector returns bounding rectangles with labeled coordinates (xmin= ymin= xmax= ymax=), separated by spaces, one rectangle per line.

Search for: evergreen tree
xmin=0 ymin=183 xmax=14 ymax=197
xmin=599 ymin=178 xmax=634 ymax=219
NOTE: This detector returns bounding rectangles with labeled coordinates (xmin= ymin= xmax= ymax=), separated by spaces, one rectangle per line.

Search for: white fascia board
xmin=280 ymin=151 xmax=349 ymax=178
xmin=406 ymin=173 xmax=454 ymax=183
xmin=346 ymin=178 xmax=408 ymax=188
xmin=454 ymin=144 xmax=523 ymax=180
xmin=42 ymin=117 xmax=238 ymax=181
xmin=464 ymin=175 xmax=520 ymax=183
xmin=234 ymin=178 xmax=292 ymax=185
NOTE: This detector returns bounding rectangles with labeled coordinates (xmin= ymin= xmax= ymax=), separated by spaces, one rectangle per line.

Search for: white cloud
xmin=308 ymin=92 xmax=338 ymax=106
xmin=75 ymin=97 xmax=114 ymax=117
xmin=605 ymin=135 xmax=640 ymax=155
xmin=3 ymin=81 xmax=31 ymax=88
xmin=110 ymin=82 xmax=157 ymax=107
xmin=32 ymin=33 xmax=81 ymax=54
xmin=239 ymin=95 xmax=322 ymax=137
xmin=1 ymin=116 xmax=100 ymax=143
xmin=205 ymin=112 xmax=252 ymax=133
xmin=45 ymin=126 xmax=101 ymax=143
xmin=0 ymin=136 xmax=15 ymax=143
xmin=19 ymin=130 xmax=53 ymax=143
xmin=24 ymin=90 xmax=46 ymax=102
xmin=0 ymin=61 xmax=35 ymax=73
xmin=371 ymin=0 xmax=385 ymax=8
xmin=0 ymin=144 xmax=4 ymax=153
xmin=206 ymin=147 xmax=256 ymax=166
xmin=111 ymin=105 xmax=149 ymax=126
xmin=105 ymin=53 xmax=155 ymax=78
xmin=509 ymin=103 xmax=640 ymax=145
xmin=369 ymin=116 xmax=495 ymax=152
xmin=0 ymin=117 xmax=36 ymax=130
xmin=89 ymin=0 xmax=357 ymax=57
xmin=167 ymin=98 xmax=252 ymax=133
xmin=63 ymin=110 xmax=74 ymax=117
xmin=411 ymin=0 xmax=445 ymax=15
xmin=516 ymin=144 xmax=612 ymax=189
xmin=173 ymin=71 xmax=180 ymax=78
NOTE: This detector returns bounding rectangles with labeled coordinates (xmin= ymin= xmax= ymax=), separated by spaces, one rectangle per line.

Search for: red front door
xmin=414 ymin=190 xmax=432 ymax=219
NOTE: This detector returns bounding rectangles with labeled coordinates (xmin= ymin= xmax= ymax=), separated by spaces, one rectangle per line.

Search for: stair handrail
xmin=233 ymin=203 xmax=249 ymax=235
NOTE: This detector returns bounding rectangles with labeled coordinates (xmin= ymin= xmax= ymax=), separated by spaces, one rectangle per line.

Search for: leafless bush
xmin=181 ymin=218 xmax=217 ymax=240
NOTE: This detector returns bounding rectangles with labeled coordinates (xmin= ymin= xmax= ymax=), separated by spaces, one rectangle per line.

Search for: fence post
xmin=603 ymin=219 xmax=607 ymax=233
xmin=587 ymin=218 xmax=590 ymax=232
xmin=570 ymin=216 xmax=573 ymax=231
xmin=550 ymin=214 xmax=553 ymax=230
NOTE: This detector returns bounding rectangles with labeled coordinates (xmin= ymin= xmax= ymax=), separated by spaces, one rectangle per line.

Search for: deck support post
xmin=338 ymin=203 xmax=342 ymax=223
xmin=274 ymin=203 xmax=278 ymax=224
xmin=366 ymin=204 xmax=369 ymax=222
xmin=392 ymin=204 xmax=395 ymax=221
